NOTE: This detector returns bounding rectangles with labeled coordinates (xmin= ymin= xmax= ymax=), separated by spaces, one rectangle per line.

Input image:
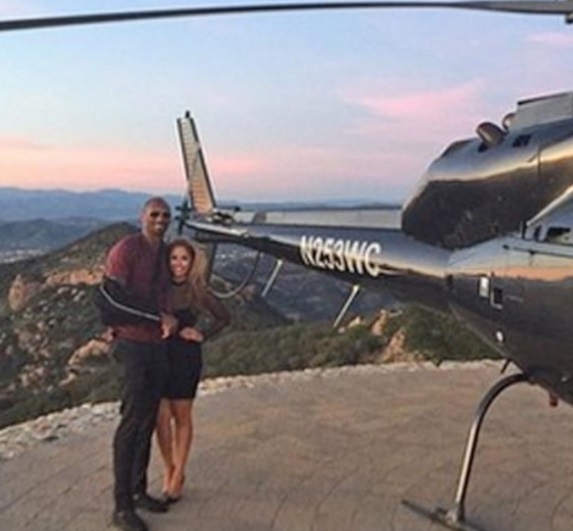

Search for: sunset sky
xmin=1 ymin=0 xmax=572 ymax=203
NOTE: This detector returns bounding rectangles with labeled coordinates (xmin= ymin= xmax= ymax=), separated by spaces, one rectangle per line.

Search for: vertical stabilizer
xmin=177 ymin=112 xmax=216 ymax=215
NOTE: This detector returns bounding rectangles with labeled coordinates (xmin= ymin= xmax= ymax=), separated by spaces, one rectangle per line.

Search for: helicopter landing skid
xmin=402 ymin=372 xmax=530 ymax=531
xmin=401 ymin=500 xmax=485 ymax=531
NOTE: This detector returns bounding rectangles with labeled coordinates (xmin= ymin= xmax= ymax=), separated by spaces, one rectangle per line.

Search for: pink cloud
xmin=0 ymin=128 xmax=434 ymax=201
xmin=0 ymin=138 xmax=417 ymax=201
xmin=0 ymin=143 xmax=181 ymax=192
xmin=0 ymin=139 xmax=278 ymax=196
xmin=338 ymin=79 xmax=500 ymax=181
xmin=338 ymin=79 xmax=500 ymax=168
xmin=345 ymin=79 xmax=486 ymax=127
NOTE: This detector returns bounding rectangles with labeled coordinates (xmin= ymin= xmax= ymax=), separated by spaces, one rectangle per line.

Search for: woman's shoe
xmin=165 ymin=474 xmax=185 ymax=503
xmin=162 ymin=464 xmax=175 ymax=498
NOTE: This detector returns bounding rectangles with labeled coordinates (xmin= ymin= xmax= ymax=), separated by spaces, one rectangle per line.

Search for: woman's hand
xmin=179 ymin=326 xmax=204 ymax=343
xmin=102 ymin=327 xmax=115 ymax=343
xmin=160 ymin=313 xmax=178 ymax=339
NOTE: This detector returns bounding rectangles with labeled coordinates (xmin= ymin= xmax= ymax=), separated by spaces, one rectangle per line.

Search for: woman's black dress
xmin=163 ymin=307 xmax=203 ymax=400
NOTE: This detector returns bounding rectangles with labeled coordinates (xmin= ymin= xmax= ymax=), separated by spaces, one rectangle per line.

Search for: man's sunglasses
xmin=149 ymin=211 xmax=171 ymax=220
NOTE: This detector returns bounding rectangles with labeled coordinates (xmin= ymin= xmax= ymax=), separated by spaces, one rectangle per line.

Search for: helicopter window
xmin=512 ymin=135 xmax=531 ymax=147
xmin=532 ymin=225 xmax=542 ymax=241
xmin=478 ymin=277 xmax=490 ymax=298
xmin=545 ymin=226 xmax=571 ymax=245
xmin=491 ymin=287 xmax=503 ymax=309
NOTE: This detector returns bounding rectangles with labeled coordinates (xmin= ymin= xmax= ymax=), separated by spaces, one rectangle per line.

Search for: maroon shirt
xmin=105 ymin=233 xmax=171 ymax=343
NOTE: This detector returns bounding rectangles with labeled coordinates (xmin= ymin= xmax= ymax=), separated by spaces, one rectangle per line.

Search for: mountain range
xmin=0 ymin=187 xmax=399 ymax=222
xmin=0 ymin=217 xmax=109 ymax=253
xmin=0 ymin=187 xmax=400 ymax=254
xmin=0 ymin=187 xmax=183 ymax=222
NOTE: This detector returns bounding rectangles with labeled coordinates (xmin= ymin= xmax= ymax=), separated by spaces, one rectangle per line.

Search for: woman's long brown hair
xmin=167 ymin=237 xmax=210 ymax=313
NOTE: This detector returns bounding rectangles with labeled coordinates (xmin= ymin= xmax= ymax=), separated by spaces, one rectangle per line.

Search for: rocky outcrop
xmin=7 ymin=266 xmax=102 ymax=313
xmin=18 ymin=364 xmax=48 ymax=388
xmin=380 ymin=329 xmax=424 ymax=363
xmin=45 ymin=267 xmax=103 ymax=287
xmin=369 ymin=310 xmax=389 ymax=336
xmin=7 ymin=274 xmax=42 ymax=311
xmin=67 ymin=338 xmax=110 ymax=368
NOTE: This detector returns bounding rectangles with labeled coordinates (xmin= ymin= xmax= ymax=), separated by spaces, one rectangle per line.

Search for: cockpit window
xmin=512 ymin=135 xmax=531 ymax=147
xmin=478 ymin=277 xmax=489 ymax=298
xmin=545 ymin=226 xmax=571 ymax=245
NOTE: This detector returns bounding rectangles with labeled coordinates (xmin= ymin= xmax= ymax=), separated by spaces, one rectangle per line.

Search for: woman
xmin=156 ymin=238 xmax=230 ymax=502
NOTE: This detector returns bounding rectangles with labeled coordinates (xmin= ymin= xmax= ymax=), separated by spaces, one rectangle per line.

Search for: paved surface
xmin=1 ymin=362 xmax=573 ymax=531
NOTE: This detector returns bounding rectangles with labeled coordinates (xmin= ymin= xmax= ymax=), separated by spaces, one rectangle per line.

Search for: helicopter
xmin=4 ymin=2 xmax=573 ymax=530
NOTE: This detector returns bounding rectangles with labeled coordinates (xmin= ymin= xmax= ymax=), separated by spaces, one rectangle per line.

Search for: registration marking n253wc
xmin=299 ymin=235 xmax=382 ymax=277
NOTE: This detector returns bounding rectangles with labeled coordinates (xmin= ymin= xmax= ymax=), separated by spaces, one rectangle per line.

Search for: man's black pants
xmin=111 ymin=338 xmax=167 ymax=511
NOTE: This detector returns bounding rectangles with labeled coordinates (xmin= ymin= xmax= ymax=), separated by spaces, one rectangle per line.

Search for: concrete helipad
xmin=1 ymin=362 xmax=573 ymax=531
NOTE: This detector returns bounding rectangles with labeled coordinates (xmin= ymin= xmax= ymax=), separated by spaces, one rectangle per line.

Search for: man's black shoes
xmin=111 ymin=493 xmax=167 ymax=530
xmin=133 ymin=492 xmax=169 ymax=513
xmin=112 ymin=510 xmax=149 ymax=531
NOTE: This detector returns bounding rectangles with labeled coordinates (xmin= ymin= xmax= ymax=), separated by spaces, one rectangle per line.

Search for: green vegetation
xmin=203 ymin=322 xmax=383 ymax=378
xmin=202 ymin=306 xmax=499 ymax=379
xmin=396 ymin=306 xmax=499 ymax=364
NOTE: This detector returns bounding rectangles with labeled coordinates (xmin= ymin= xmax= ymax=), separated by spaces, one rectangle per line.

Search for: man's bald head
xmin=140 ymin=196 xmax=171 ymax=243
xmin=142 ymin=196 xmax=170 ymax=213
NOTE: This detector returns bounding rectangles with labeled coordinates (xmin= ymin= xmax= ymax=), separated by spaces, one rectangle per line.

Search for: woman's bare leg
xmin=168 ymin=399 xmax=194 ymax=498
xmin=155 ymin=399 xmax=175 ymax=493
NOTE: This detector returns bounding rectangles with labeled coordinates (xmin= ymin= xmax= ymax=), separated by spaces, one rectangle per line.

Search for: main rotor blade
xmin=1 ymin=1 xmax=573 ymax=32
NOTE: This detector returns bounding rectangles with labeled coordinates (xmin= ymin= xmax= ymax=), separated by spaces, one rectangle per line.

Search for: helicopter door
xmin=447 ymin=238 xmax=509 ymax=349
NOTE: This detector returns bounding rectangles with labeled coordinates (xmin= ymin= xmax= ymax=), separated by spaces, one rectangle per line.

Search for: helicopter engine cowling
xmin=401 ymin=92 xmax=573 ymax=250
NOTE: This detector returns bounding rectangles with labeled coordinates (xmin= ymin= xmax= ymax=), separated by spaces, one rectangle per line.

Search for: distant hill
xmin=0 ymin=187 xmax=400 ymax=222
xmin=0 ymin=187 xmax=181 ymax=253
xmin=0 ymin=218 xmax=109 ymax=252
xmin=0 ymin=187 xmax=183 ymax=221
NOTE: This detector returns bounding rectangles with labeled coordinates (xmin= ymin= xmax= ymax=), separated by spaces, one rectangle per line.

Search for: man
xmin=104 ymin=197 xmax=177 ymax=531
